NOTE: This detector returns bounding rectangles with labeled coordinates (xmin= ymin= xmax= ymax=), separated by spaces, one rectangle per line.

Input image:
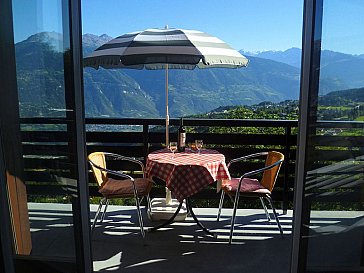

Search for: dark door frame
xmin=65 ymin=0 xmax=93 ymax=272
xmin=0 ymin=0 xmax=22 ymax=271
xmin=292 ymin=0 xmax=364 ymax=270
xmin=0 ymin=0 xmax=92 ymax=272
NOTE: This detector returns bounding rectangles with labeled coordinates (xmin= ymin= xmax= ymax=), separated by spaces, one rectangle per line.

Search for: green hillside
xmin=16 ymin=32 xmax=159 ymax=118
xmin=319 ymin=87 xmax=364 ymax=106
xmin=122 ymin=60 xmax=299 ymax=117
xmin=16 ymin=33 xmax=66 ymax=117
xmin=84 ymin=68 xmax=159 ymax=117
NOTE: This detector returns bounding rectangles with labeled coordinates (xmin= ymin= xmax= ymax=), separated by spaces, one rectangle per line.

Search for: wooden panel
xmin=312 ymin=135 xmax=364 ymax=147
xmin=23 ymin=158 xmax=71 ymax=169
xmin=310 ymin=149 xmax=363 ymax=161
xmin=86 ymin=131 xmax=143 ymax=143
xmin=21 ymin=131 xmax=71 ymax=142
xmin=22 ymin=144 xmax=70 ymax=156
xmin=26 ymin=184 xmax=73 ymax=196
xmin=149 ymin=132 xmax=288 ymax=145
xmin=86 ymin=145 xmax=144 ymax=158
xmin=6 ymin=172 xmax=32 ymax=254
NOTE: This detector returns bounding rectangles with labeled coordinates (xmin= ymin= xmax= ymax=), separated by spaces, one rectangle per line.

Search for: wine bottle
xmin=177 ymin=118 xmax=186 ymax=152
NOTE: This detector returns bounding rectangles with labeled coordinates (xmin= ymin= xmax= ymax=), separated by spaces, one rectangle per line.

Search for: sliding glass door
xmin=0 ymin=0 xmax=92 ymax=272
xmin=292 ymin=0 xmax=364 ymax=272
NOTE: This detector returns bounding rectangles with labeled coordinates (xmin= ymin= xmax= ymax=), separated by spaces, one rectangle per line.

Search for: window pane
xmin=304 ymin=0 xmax=364 ymax=271
xmin=11 ymin=0 xmax=77 ymax=261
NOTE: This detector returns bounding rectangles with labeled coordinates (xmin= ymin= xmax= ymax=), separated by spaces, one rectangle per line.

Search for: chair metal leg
xmin=229 ymin=191 xmax=241 ymax=244
xmin=146 ymin=194 xmax=152 ymax=213
xmin=91 ymin=198 xmax=105 ymax=232
xmin=130 ymin=180 xmax=146 ymax=241
xmin=135 ymin=196 xmax=146 ymax=240
xmin=100 ymin=199 xmax=109 ymax=223
xmin=260 ymin=197 xmax=271 ymax=221
xmin=266 ymin=196 xmax=284 ymax=237
xmin=217 ymin=190 xmax=225 ymax=222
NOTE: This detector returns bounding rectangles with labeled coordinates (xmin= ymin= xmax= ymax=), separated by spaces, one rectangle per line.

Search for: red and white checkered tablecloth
xmin=146 ymin=148 xmax=231 ymax=202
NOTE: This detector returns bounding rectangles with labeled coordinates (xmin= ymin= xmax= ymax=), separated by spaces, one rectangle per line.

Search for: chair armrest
xmin=103 ymin=152 xmax=145 ymax=177
xmin=231 ymin=159 xmax=284 ymax=194
xmin=241 ymin=159 xmax=283 ymax=180
xmin=88 ymin=160 xmax=133 ymax=181
xmin=227 ymin=152 xmax=268 ymax=168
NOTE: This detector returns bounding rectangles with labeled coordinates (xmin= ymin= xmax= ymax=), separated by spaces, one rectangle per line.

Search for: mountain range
xmin=241 ymin=48 xmax=302 ymax=68
xmin=15 ymin=32 xmax=364 ymax=118
xmin=242 ymin=48 xmax=364 ymax=95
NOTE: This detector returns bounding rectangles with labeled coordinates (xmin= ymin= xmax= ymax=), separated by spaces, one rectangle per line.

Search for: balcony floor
xmin=90 ymin=204 xmax=293 ymax=273
xmin=28 ymin=202 xmax=293 ymax=272
xmin=28 ymin=202 xmax=364 ymax=272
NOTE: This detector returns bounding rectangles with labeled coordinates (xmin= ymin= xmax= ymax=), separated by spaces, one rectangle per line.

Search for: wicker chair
xmin=217 ymin=151 xmax=284 ymax=244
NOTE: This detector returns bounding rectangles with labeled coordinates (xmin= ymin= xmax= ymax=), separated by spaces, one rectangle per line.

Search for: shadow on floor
xmin=91 ymin=206 xmax=293 ymax=273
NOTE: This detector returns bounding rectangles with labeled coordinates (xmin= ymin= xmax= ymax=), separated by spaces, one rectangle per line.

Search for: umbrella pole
xmin=165 ymin=64 xmax=169 ymax=146
xmin=165 ymin=63 xmax=173 ymax=205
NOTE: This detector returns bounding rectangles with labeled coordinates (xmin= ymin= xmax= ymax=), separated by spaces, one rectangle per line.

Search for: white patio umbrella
xmin=84 ymin=27 xmax=248 ymax=145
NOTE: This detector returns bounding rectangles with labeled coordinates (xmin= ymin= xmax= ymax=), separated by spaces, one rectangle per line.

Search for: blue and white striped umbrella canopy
xmin=84 ymin=28 xmax=248 ymax=70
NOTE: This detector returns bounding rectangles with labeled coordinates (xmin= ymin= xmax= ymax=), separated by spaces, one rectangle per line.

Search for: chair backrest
xmin=261 ymin=151 xmax=284 ymax=192
xmin=88 ymin=152 xmax=108 ymax=187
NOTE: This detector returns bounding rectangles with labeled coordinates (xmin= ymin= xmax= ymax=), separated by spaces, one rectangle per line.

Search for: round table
xmin=146 ymin=148 xmax=230 ymax=201
xmin=146 ymin=148 xmax=231 ymax=235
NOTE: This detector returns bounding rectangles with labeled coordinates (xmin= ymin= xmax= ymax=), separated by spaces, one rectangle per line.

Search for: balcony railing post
xmin=143 ymin=124 xmax=149 ymax=162
xmin=282 ymin=125 xmax=291 ymax=214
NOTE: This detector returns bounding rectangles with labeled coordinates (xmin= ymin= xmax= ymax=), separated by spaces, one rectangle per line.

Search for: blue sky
xmin=13 ymin=0 xmax=63 ymax=42
xmin=321 ymin=0 xmax=364 ymax=55
xmin=12 ymin=0 xmax=364 ymax=54
xmin=81 ymin=0 xmax=304 ymax=52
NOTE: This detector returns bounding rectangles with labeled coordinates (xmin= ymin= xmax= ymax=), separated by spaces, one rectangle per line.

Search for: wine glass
xmin=195 ymin=139 xmax=203 ymax=154
xmin=169 ymin=142 xmax=177 ymax=159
